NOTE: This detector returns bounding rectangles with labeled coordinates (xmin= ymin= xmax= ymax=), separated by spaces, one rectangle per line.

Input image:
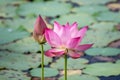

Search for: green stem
xmin=64 ymin=54 xmax=67 ymax=80
xmin=40 ymin=44 xmax=44 ymax=80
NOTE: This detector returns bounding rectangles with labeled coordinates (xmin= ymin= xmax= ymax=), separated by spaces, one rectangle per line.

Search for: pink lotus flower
xmin=45 ymin=22 xmax=93 ymax=59
xmin=33 ymin=15 xmax=47 ymax=44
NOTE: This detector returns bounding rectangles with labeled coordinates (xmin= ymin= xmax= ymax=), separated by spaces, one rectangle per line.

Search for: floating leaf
xmin=0 ymin=5 xmax=17 ymax=17
xmin=83 ymin=62 xmax=120 ymax=76
xmin=116 ymin=60 xmax=120 ymax=64
xmin=72 ymin=5 xmax=108 ymax=15
xmin=30 ymin=68 xmax=59 ymax=77
xmin=0 ymin=37 xmax=51 ymax=53
xmin=95 ymin=11 xmax=120 ymax=23
xmin=0 ymin=51 xmax=41 ymax=70
xmin=90 ymin=22 xmax=116 ymax=31
xmin=0 ymin=70 xmax=30 ymax=80
xmin=0 ymin=0 xmax=26 ymax=5
xmin=50 ymin=58 xmax=89 ymax=69
xmin=85 ymin=48 xmax=120 ymax=56
xmin=71 ymin=0 xmax=115 ymax=5
xmin=51 ymin=13 xmax=95 ymax=28
xmin=0 ymin=27 xmax=30 ymax=45
xmin=0 ymin=51 xmax=52 ymax=70
xmin=59 ymin=75 xmax=100 ymax=80
xmin=82 ymin=30 xmax=120 ymax=47
xmin=17 ymin=1 xmax=71 ymax=17
xmin=2 ymin=17 xmax=36 ymax=32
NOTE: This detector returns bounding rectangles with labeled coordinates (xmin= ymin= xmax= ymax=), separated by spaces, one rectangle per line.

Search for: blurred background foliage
xmin=0 ymin=0 xmax=120 ymax=80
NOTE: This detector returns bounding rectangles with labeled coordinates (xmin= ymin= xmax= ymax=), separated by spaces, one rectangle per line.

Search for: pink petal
xmin=45 ymin=29 xmax=62 ymax=47
xmin=76 ymin=44 xmax=93 ymax=51
xmin=34 ymin=15 xmax=47 ymax=35
xmin=70 ymin=22 xmax=79 ymax=37
xmin=66 ymin=37 xmax=81 ymax=49
xmin=53 ymin=21 xmax=62 ymax=33
xmin=59 ymin=26 xmax=71 ymax=44
xmin=68 ymin=51 xmax=83 ymax=59
xmin=45 ymin=48 xmax=65 ymax=57
xmin=77 ymin=26 xmax=88 ymax=39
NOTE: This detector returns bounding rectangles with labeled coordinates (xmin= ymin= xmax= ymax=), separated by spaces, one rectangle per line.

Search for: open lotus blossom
xmin=45 ymin=21 xmax=93 ymax=59
xmin=33 ymin=15 xmax=47 ymax=44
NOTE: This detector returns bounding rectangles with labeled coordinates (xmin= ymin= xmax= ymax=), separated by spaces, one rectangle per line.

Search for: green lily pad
xmin=95 ymin=11 xmax=120 ymax=23
xmin=0 ymin=51 xmax=41 ymax=70
xmin=71 ymin=0 xmax=115 ymax=5
xmin=82 ymin=30 xmax=120 ymax=47
xmin=0 ymin=5 xmax=17 ymax=17
xmin=2 ymin=17 xmax=36 ymax=32
xmin=59 ymin=74 xmax=100 ymax=80
xmin=72 ymin=5 xmax=108 ymax=15
xmin=0 ymin=51 xmax=52 ymax=70
xmin=51 ymin=13 xmax=95 ymax=28
xmin=0 ymin=70 xmax=30 ymax=80
xmin=0 ymin=37 xmax=51 ymax=53
xmin=0 ymin=27 xmax=30 ymax=45
xmin=83 ymin=62 xmax=120 ymax=76
xmin=85 ymin=48 xmax=120 ymax=56
xmin=116 ymin=60 xmax=120 ymax=64
xmin=17 ymin=1 xmax=71 ymax=17
xmin=50 ymin=58 xmax=89 ymax=69
xmin=0 ymin=0 xmax=26 ymax=5
xmin=90 ymin=22 xmax=116 ymax=31
xmin=30 ymin=68 xmax=59 ymax=77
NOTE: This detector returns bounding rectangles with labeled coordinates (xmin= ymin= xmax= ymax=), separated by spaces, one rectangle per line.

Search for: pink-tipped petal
xmin=68 ymin=51 xmax=83 ymax=59
xmin=70 ymin=22 xmax=78 ymax=37
xmin=67 ymin=37 xmax=81 ymax=48
xmin=34 ymin=15 xmax=47 ymax=35
xmin=53 ymin=21 xmax=62 ymax=33
xmin=77 ymin=26 xmax=88 ymax=39
xmin=45 ymin=29 xmax=62 ymax=47
xmin=59 ymin=26 xmax=71 ymax=44
xmin=45 ymin=48 xmax=65 ymax=57
xmin=76 ymin=44 xmax=93 ymax=51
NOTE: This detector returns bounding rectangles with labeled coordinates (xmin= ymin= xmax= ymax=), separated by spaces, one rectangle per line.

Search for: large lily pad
xmin=0 ymin=70 xmax=30 ymax=80
xmin=83 ymin=62 xmax=120 ymax=76
xmin=0 ymin=51 xmax=52 ymax=70
xmin=2 ymin=17 xmax=36 ymax=32
xmin=81 ymin=30 xmax=120 ymax=47
xmin=30 ymin=68 xmax=59 ymax=77
xmin=90 ymin=22 xmax=116 ymax=31
xmin=0 ymin=37 xmax=51 ymax=53
xmin=0 ymin=0 xmax=26 ymax=5
xmin=85 ymin=48 xmax=120 ymax=56
xmin=0 ymin=51 xmax=40 ymax=70
xmin=72 ymin=5 xmax=108 ymax=15
xmin=0 ymin=27 xmax=30 ymax=45
xmin=116 ymin=60 xmax=120 ymax=64
xmin=59 ymin=74 xmax=100 ymax=80
xmin=51 ymin=13 xmax=95 ymax=28
xmin=17 ymin=1 xmax=71 ymax=17
xmin=50 ymin=58 xmax=89 ymax=69
xmin=95 ymin=11 xmax=120 ymax=23
xmin=71 ymin=0 xmax=115 ymax=5
xmin=0 ymin=5 xmax=17 ymax=17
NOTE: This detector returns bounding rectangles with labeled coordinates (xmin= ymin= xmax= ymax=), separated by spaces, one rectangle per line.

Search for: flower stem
xmin=64 ymin=54 xmax=67 ymax=80
xmin=40 ymin=44 xmax=44 ymax=80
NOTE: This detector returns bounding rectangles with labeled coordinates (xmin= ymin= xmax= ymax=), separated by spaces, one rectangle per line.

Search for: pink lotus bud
xmin=33 ymin=15 xmax=47 ymax=44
